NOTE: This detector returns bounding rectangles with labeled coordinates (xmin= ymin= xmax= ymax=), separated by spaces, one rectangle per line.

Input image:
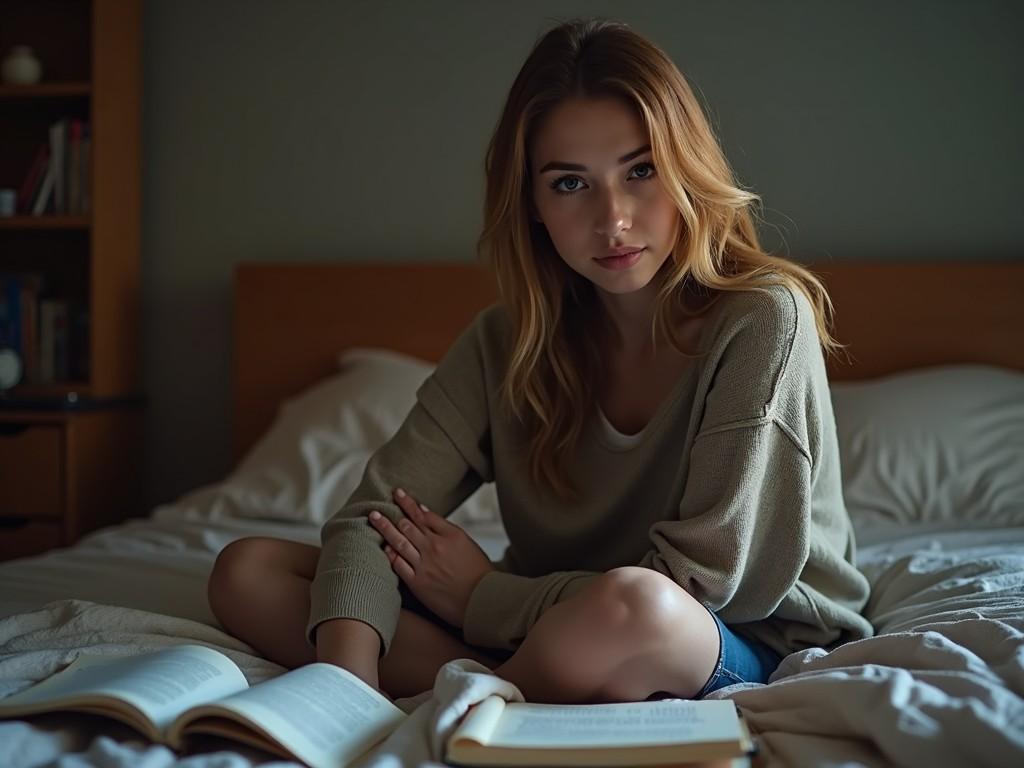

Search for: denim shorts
xmin=695 ymin=610 xmax=782 ymax=698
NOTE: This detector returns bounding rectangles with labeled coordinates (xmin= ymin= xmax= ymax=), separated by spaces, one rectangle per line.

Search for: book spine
xmin=50 ymin=119 xmax=67 ymax=215
xmin=71 ymin=305 xmax=89 ymax=381
xmin=68 ymin=120 xmax=83 ymax=215
xmin=0 ymin=275 xmax=10 ymax=348
xmin=4 ymin=276 xmax=22 ymax=357
xmin=81 ymin=124 xmax=92 ymax=214
xmin=32 ymin=164 xmax=55 ymax=216
xmin=53 ymin=301 xmax=69 ymax=381
xmin=39 ymin=299 xmax=58 ymax=383
xmin=18 ymin=144 xmax=49 ymax=215
xmin=20 ymin=275 xmax=43 ymax=383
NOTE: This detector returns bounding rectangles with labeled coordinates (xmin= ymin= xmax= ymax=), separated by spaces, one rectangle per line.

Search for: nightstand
xmin=0 ymin=406 xmax=143 ymax=561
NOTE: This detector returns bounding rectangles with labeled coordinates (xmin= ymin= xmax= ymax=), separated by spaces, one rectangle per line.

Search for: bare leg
xmin=493 ymin=566 xmax=720 ymax=703
xmin=207 ymin=537 xmax=320 ymax=668
xmin=207 ymin=537 xmax=500 ymax=699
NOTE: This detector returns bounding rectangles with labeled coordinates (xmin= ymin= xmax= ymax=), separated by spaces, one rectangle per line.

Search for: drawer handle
xmin=0 ymin=424 xmax=30 ymax=438
xmin=0 ymin=516 xmax=30 ymax=530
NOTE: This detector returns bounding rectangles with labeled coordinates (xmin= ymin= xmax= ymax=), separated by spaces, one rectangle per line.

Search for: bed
xmin=1 ymin=261 xmax=1022 ymax=767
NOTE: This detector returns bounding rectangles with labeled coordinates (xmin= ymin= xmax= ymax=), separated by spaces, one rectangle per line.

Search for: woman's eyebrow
xmin=538 ymin=144 xmax=651 ymax=174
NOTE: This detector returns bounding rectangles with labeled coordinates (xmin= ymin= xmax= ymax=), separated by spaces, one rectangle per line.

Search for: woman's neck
xmin=597 ymin=282 xmax=661 ymax=361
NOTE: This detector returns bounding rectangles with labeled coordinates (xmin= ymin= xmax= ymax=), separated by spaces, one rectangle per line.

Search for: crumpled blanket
xmin=718 ymin=618 xmax=1024 ymax=767
xmin=353 ymin=659 xmax=522 ymax=768
xmin=3 ymin=528 xmax=1024 ymax=768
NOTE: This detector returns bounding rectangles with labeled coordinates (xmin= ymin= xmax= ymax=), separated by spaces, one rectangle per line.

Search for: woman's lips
xmin=595 ymin=248 xmax=645 ymax=270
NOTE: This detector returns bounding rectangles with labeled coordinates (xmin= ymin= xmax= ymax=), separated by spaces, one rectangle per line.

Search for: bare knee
xmin=582 ymin=567 xmax=692 ymax=644
xmin=588 ymin=567 xmax=718 ymax=699
xmin=207 ymin=537 xmax=293 ymax=619
xmin=497 ymin=568 xmax=708 ymax=703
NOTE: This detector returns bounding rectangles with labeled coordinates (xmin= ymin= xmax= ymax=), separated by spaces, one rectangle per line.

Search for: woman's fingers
xmin=393 ymin=488 xmax=429 ymax=528
xmin=393 ymin=488 xmax=448 ymax=534
xmin=391 ymin=488 xmax=436 ymax=544
xmin=394 ymin=487 xmax=449 ymax=534
xmin=372 ymin=487 xmax=455 ymax=571
xmin=369 ymin=510 xmax=420 ymax=565
xmin=385 ymin=545 xmax=415 ymax=582
xmin=418 ymin=503 xmax=451 ymax=534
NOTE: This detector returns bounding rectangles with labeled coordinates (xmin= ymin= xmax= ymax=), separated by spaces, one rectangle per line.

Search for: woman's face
xmin=530 ymin=97 xmax=681 ymax=298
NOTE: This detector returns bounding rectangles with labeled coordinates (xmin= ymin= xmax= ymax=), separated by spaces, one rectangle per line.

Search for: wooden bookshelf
xmin=0 ymin=82 xmax=92 ymax=99
xmin=0 ymin=0 xmax=143 ymax=557
xmin=0 ymin=0 xmax=140 ymax=401
xmin=0 ymin=215 xmax=90 ymax=230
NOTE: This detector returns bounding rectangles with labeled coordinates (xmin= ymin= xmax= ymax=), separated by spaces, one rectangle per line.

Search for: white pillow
xmin=830 ymin=365 xmax=1024 ymax=532
xmin=211 ymin=347 xmax=501 ymax=527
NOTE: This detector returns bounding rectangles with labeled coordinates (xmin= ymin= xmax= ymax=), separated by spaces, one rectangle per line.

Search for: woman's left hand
xmin=368 ymin=488 xmax=494 ymax=629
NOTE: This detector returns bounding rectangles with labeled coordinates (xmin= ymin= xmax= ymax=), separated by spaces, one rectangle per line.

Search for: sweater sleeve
xmin=463 ymin=286 xmax=822 ymax=651
xmin=307 ymin=312 xmax=496 ymax=655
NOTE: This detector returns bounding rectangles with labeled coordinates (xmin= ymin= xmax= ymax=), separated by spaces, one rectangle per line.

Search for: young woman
xmin=208 ymin=18 xmax=872 ymax=704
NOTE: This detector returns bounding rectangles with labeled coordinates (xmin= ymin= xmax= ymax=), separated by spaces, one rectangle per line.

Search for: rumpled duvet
xmin=1 ymin=528 xmax=1022 ymax=768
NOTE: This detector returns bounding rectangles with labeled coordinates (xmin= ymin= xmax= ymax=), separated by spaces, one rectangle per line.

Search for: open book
xmin=0 ymin=644 xmax=405 ymax=768
xmin=447 ymin=694 xmax=754 ymax=766
xmin=0 ymin=644 xmax=754 ymax=767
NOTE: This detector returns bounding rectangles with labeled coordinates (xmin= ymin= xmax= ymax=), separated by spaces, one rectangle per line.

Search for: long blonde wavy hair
xmin=476 ymin=18 xmax=842 ymax=503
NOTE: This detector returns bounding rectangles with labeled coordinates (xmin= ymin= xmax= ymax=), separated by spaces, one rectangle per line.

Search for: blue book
xmin=1 ymin=274 xmax=22 ymax=355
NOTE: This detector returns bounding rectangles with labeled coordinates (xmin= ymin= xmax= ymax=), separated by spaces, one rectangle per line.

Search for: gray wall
xmin=142 ymin=0 xmax=1023 ymax=509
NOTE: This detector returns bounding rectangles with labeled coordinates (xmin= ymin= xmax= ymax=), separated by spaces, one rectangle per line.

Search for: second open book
xmin=448 ymin=690 xmax=752 ymax=766
xmin=0 ymin=644 xmax=403 ymax=767
xmin=0 ymin=643 xmax=753 ymax=767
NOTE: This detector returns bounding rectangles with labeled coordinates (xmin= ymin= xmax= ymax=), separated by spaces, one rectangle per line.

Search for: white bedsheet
xmin=1 ymin=507 xmax=1022 ymax=767
xmin=0 ymin=503 xmax=509 ymax=627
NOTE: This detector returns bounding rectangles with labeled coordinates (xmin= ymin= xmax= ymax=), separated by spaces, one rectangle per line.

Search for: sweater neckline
xmin=596 ymin=404 xmax=651 ymax=448
xmin=591 ymin=301 xmax=720 ymax=452
xmin=593 ymin=363 xmax=698 ymax=452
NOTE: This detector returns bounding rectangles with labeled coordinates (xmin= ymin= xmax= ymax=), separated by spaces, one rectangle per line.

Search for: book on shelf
xmin=31 ymin=163 xmax=56 ymax=216
xmin=17 ymin=117 xmax=91 ymax=216
xmin=38 ymin=298 xmax=70 ymax=383
xmin=17 ymin=144 xmax=49 ymax=215
xmin=80 ymin=122 xmax=91 ymax=214
xmin=50 ymin=119 xmax=66 ymax=214
xmin=0 ymin=644 xmax=755 ymax=768
xmin=0 ymin=276 xmax=20 ymax=353
xmin=68 ymin=119 xmax=83 ymax=215
xmin=70 ymin=304 xmax=90 ymax=381
xmin=0 ymin=274 xmax=45 ymax=379
xmin=18 ymin=274 xmax=43 ymax=384
xmin=0 ymin=274 xmax=84 ymax=386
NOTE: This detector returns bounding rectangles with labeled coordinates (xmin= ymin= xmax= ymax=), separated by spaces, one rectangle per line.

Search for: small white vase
xmin=1 ymin=45 xmax=43 ymax=85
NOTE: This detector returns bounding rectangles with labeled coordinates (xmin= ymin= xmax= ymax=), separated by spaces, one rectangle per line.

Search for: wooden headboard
xmin=233 ymin=261 xmax=1024 ymax=459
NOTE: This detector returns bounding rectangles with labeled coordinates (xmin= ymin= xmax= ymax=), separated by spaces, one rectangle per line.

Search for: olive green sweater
xmin=308 ymin=284 xmax=873 ymax=659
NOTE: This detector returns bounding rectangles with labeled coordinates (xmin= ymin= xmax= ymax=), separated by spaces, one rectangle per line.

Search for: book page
xmin=174 ymin=662 xmax=405 ymax=768
xmin=449 ymin=695 xmax=507 ymax=746
xmin=0 ymin=645 xmax=248 ymax=739
xmin=486 ymin=699 xmax=740 ymax=748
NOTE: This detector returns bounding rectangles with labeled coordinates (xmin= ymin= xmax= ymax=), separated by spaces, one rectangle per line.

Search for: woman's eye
xmin=629 ymin=162 xmax=656 ymax=180
xmin=551 ymin=176 xmax=584 ymax=195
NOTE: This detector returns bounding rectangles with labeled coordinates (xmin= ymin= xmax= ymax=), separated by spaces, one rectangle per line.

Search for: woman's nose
xmin=594 ymin=187 xmax=632 ymax=237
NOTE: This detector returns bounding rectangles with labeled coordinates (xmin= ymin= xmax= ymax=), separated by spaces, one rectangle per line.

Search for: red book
xmin=18 ymin=144 xmax=49 ymax=214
